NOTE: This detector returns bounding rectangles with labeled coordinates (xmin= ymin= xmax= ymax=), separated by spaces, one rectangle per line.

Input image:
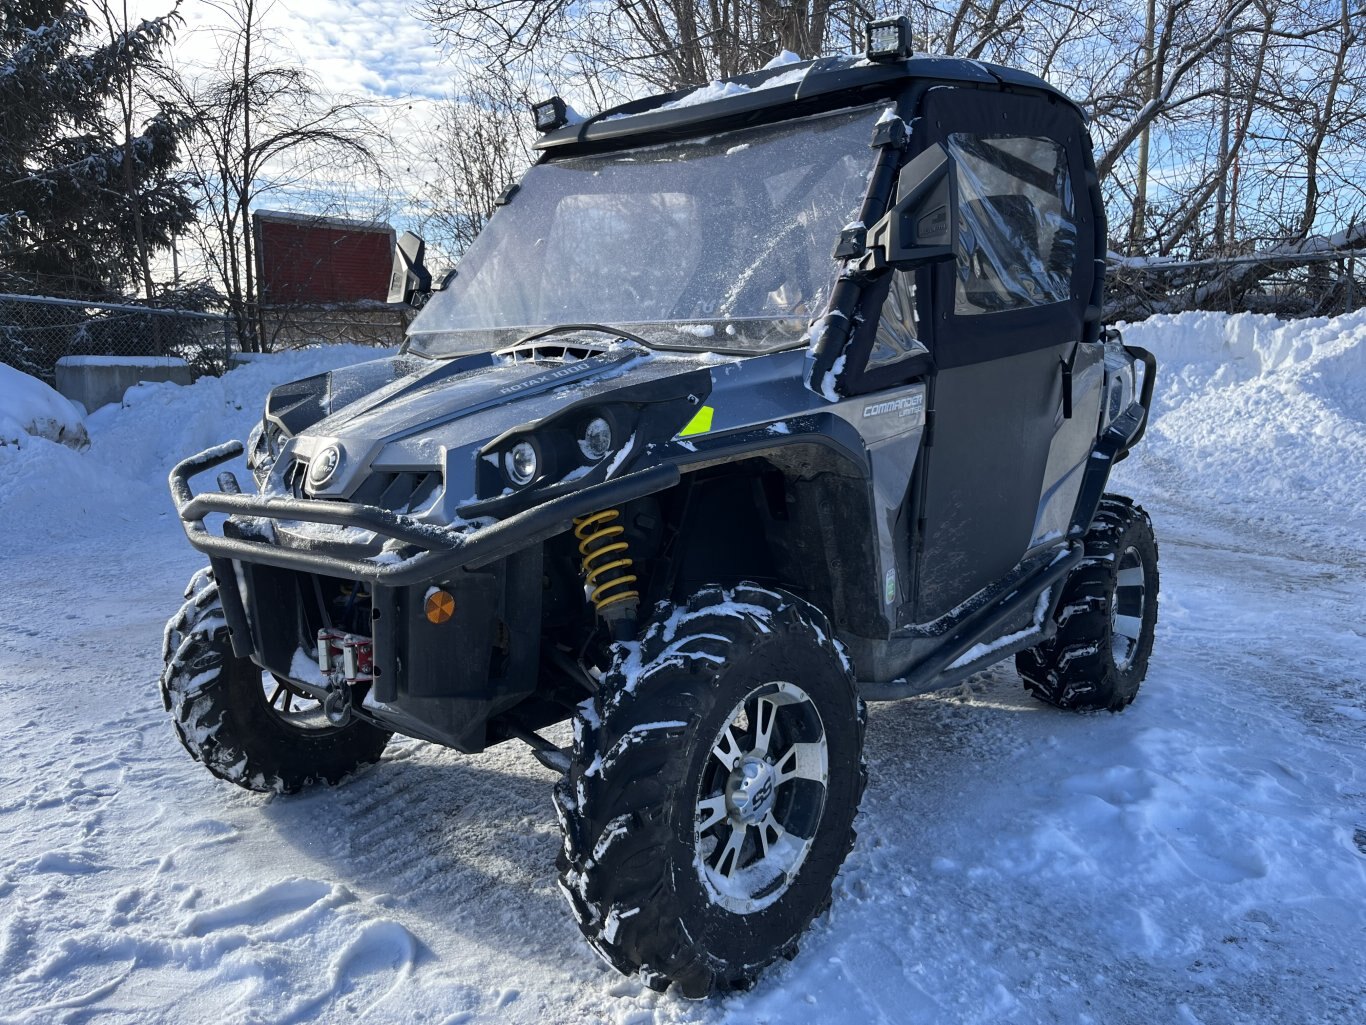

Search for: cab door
xmin=908 ymin=89 xmax=1098 ymax=621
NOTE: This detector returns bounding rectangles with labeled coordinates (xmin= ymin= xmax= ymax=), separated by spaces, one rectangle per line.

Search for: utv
xmin=163 ymin=19 xmax=1158 ymax=999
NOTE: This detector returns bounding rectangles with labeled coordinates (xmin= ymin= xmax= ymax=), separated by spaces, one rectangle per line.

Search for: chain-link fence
xmin=0 ymin=293 xmax=233 ymax=384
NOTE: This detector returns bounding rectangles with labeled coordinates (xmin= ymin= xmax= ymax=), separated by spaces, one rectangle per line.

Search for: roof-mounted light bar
xmin=866 ymin=16 xmax=914 ymax=62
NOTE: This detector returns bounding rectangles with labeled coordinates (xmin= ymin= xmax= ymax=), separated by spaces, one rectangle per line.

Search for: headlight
xmin=505 ymin=440 xmax=539 ymax=486
xmin=578 ymin=417 xmax=613 ymax=461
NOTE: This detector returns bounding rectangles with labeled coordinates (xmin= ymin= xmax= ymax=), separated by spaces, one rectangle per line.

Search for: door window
xmin=865 ymin=271 xmax=926 ymax=370
xmin=946 ymin=134 xmax=1076 ymax=315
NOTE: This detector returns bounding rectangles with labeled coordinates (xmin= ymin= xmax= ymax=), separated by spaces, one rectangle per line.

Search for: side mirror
xmin=865 ymin=143 xmax=959 ymax=271
xmin=388 ymin=231 xmax=433 ymax=307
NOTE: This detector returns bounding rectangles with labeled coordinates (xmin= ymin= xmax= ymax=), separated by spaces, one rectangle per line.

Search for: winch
xmin=316 ymin=626 xmax=375 ymax=684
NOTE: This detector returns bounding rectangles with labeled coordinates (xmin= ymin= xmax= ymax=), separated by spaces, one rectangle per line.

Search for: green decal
xmin=678 ymin=405 xmax=715 ymax=437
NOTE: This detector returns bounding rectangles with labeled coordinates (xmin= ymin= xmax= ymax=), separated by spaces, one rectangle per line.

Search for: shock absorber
xmin=573 ymin=509 xmax=640 ymax=639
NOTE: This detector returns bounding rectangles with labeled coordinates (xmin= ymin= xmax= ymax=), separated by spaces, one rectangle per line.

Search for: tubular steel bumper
xmin=169 ymin=441 xmax=680 ymax=586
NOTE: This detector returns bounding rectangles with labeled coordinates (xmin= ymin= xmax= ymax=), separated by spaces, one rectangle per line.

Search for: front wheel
xmin=1017 ymin=495 xmax=1159 ymax=711
xmin=160 ymin=569 xmax=392 ymax=794
xmin=554 ymin=584 xmax=866 ymax=997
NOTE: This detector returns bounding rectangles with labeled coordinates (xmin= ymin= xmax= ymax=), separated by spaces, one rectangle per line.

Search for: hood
xmin=268 ymin=340 xmax=724 ymax=520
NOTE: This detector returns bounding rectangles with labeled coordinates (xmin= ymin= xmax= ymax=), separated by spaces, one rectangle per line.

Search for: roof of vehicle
xmin=535 ymin=53 xmax=1087 ymax=155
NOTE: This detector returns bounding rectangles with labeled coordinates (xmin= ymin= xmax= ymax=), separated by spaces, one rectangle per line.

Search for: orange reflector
xmin=425 ymin=589 xmax=456 ymax=624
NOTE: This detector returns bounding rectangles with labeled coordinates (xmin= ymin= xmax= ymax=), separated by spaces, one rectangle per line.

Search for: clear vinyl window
xmin=946 ymin=134 xmax=1076 ymax=316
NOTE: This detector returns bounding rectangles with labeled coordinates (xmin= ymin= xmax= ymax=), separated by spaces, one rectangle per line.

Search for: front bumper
xmin=170 ymin=443 xmax=679 ymax=752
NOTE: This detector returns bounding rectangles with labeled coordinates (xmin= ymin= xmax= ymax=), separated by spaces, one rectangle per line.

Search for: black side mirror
xmin=388 ymin=231 xmax=433 ymax=307
xmin=865 ymin=143 xmax=959 ymax=272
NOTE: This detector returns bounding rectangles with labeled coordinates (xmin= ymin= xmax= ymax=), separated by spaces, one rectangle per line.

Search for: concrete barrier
xmin=55 ymin=355 xmax=192 ymax=412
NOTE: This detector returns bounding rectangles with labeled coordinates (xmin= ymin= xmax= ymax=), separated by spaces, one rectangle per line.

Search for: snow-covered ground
xmin=1 ymin=315 xmax=1363 ymax=1023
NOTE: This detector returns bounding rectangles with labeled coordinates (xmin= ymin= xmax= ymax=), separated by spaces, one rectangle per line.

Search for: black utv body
xmin=163 ymin=37 xmax=1158 ymax=998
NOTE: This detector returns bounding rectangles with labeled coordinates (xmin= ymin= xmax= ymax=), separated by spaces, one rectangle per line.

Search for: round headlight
xmin=308 ymin=444 xmax=342 ymax=487
xmin=578 ymin=417 xmax=613 ymax=461
xmin=505 ymin=440 xmax=538 ymax=486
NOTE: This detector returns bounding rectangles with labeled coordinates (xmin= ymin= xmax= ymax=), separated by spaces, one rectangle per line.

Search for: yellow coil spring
xmin=572 ymin=508 xmax=639 ymax=614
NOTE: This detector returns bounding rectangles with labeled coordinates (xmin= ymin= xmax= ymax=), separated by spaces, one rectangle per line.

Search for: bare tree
xmin=166 ymin=0 xmax=385 ymax=350
xmin=415 ymin=68 xmax=535 ymax=260
xmin=418 ymin=0 xmax=856 ymax=92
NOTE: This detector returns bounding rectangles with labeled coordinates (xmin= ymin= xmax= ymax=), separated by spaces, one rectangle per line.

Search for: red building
xmin=254 ymin=211 xmax=395 ymax=305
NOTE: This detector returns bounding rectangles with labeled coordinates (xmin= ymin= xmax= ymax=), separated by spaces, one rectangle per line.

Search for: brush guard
xmin=168 ymin=440 xmax=679 ymax=586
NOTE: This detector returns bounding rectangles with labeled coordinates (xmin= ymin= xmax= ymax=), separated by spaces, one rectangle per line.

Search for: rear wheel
xmin=1016 ymin=495 xmax=1159 ymax=711
xmin=160 ymin=568 xmax=391 ymax=793
xmin=554 ymin=583 xmax=866 ymax=997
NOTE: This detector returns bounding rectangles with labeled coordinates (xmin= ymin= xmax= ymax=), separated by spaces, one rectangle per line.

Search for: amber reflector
xmin=425 ymin=589 xmax=456 ymax=624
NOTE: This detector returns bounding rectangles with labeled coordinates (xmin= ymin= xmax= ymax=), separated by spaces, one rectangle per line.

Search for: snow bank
xmin=0 ymin=345 xmax=392 ymax=539
xmin=0 ymin=361 xmax=90 ymax=450
xmin=1113 ymin=310 xmax=1366 ymax=551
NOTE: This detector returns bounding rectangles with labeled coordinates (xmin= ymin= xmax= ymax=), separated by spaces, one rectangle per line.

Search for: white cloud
xmin=129 ymin=0 xmax=454 ymax=100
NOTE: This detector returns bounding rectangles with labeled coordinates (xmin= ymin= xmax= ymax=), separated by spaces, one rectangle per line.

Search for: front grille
xmin=285 ymin=458 xmax=441 ymax=514
xmin=360 ymin=470 xmax=441 ymax=514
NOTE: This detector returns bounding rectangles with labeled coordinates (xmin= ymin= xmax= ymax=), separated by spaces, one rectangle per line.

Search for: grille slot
xmin=284 ymin=459 xmax=440 ymax=514
xmin=285 ymin=457 xmax=307 ymax=497
xmin=351 ymin=469 xmax=441 ymax=513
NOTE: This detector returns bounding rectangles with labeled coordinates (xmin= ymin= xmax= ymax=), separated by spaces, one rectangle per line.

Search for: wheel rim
xmin=1111 ymin=545 xmax=1148 ymax=671
xmin=260 ymin=673 xmax=334 ymax=731
xmin=694 ymin=681 xmax=828 ymax=914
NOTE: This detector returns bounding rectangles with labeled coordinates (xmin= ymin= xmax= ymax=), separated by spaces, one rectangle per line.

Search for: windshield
xmin=407 ymin=105 xmax=883 ymax=357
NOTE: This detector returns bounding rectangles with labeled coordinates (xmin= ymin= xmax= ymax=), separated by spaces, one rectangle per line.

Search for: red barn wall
xmin=255 ymin=213 xmax=394 ymax=304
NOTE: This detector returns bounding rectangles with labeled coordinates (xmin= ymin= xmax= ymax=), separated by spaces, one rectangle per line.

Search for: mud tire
xmin=1016 ymin=495 xmax=1159 ymax=711
xmin=554 ymin=583 xmax=866 ymax=998
xmin=160 ymin=568 xmax=391 ymax=794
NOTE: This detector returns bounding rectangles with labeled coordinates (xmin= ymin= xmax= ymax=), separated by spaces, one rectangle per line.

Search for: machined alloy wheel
xmin=1110 ymin=545 xmax=1149 ymax=671
xmin=695 ymin=681 xmax=829 ymax=914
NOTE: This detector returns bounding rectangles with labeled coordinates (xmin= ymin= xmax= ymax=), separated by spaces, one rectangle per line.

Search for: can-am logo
xmin=862 ymin=395 xmax=923 ymax=419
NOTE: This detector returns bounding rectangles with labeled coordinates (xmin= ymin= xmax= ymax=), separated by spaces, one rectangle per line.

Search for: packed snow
xmin=1 ymin=314 xmax=1364 ymax=1023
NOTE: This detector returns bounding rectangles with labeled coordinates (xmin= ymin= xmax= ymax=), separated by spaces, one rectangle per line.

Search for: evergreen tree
xmin=0 ymin=1 xmax=195 ymax=298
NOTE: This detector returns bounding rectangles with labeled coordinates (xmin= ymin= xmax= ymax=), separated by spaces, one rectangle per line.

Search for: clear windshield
xmin=406 ymin=105 xmax=883 ymax=357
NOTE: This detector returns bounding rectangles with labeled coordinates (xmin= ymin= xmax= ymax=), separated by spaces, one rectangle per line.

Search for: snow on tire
xmin=1016 ymin=495 xmax=1159 ymax=711
xmin=554 ymin=583 xmax=866 ymax=998
xmin=160 ymin=568 xmax=392 ymax=794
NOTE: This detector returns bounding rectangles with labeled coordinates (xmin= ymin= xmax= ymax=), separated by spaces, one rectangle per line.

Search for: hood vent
xmin=495 ymin=339 xmax=618 ymax=364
